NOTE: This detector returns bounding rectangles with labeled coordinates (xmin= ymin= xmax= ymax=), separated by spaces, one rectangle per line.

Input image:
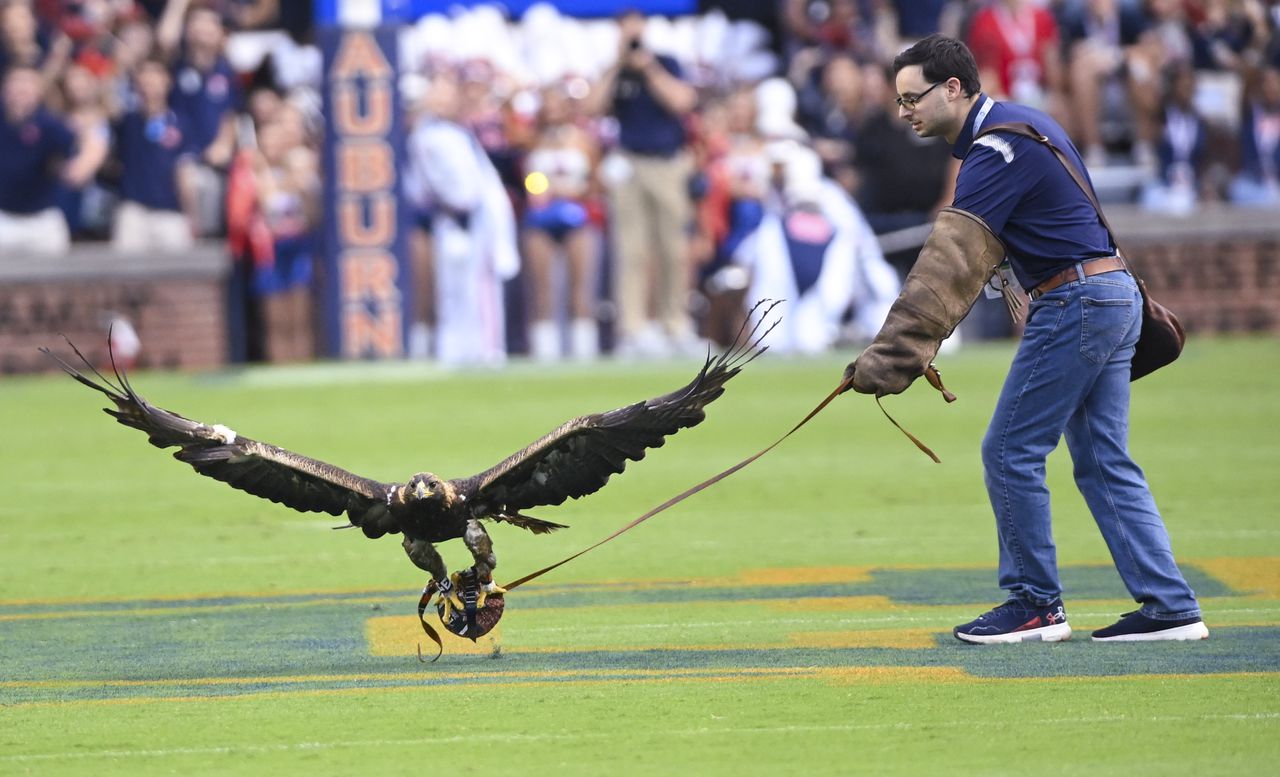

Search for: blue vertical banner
xmin=317 ymin=21 xmax=408 ymax=358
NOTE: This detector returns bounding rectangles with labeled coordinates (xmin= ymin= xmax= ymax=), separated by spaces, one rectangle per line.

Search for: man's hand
xmin=842 ymin=347 xmax=918 ymax=397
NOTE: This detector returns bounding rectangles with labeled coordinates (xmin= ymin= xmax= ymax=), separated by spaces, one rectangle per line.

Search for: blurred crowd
xmin=3 ymin=0 xmax=1279 ymax=363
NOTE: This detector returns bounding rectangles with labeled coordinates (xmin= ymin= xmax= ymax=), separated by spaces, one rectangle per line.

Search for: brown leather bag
xmin=977 ymin=122 xmax=1186 ymax=380
xmin=1131 ymin=278 xmax=1186 ymax=380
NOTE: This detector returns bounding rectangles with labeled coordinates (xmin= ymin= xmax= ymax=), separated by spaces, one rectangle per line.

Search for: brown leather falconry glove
xmin=844 ymin=208 xmax=1005 ymax=396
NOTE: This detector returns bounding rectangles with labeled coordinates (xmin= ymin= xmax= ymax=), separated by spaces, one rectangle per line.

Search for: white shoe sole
xmin=1092 ymin=621 xmax=1209 ymax=642
xmin=955 ymin=622 xmax=1072 ymax=644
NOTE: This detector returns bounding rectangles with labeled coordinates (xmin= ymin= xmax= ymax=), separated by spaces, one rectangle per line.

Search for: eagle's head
xmin=404 ymin=472 xmax=457 ymax=508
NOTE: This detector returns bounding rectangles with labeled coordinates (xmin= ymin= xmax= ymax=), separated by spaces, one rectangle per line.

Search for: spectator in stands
xmin=0 ymin=0 xmax=67 ymax=83
xmin=585 ymin=8 xmax=699 ymax=359
xmin=966 ymin=0 xmax=1066 ymax=116
xmin=0 ymin=64 xmax=105 ymax=254
xmin=404 ymin=71 xmax=520 ymax=366
xmin=891 ymin=0 xmax=953 ymax=44
xmin=157 ymin=0 xmax=239 ymax=236
xmin=798 ymin=52 xmax=875 ymax=195
xmin=850 ymin=64 xmax=956 ymax=278
xmin=457 ymin=58 xmax=529 ymax=212
xmin=1141 ymin=62 xmax=1210 ymax=213
xmin=52 ymin=61 xmax=111 ymax=237
xmin=249 ymin=112 xmax=320 ymax=363
xmin=1143 ymin=0 xmax=1195 ymax=66
xmin=522 ymin=81 xmax=602 ymax=361
xmin=782 ymin=0 xmax=885 ymax=64
xmin=105 ymin=14 xmax=155 ymax=113
xmin=1059 ymin=0 xmax=1162 ymax=167
xmin=1228 ymin=63 xmax=1280 ymax=205
xmin=110 ymin=56 xmax=194 ymax=252
xmin=1189 ymin=0 xmax=1270 ymax=71
xmin=689 ymin=85 xmax=770 ymax=345
xmin=697 ymin=84 xmax=770 ymax=271
xmin=730 ymin=141 xmax=898 ymax=353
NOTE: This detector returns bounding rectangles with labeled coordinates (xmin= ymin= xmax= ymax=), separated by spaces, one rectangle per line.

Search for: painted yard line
xmin=4 ymin=556 xmax=1272 ymax=609
xmin=4 ymin=669 xmax=1277 ymax=711
xmin=0 ymin=585 xmax=413 ymax=609
xmin=1 ymin=668 xmax=959 ymax=710
xmin=512 ymin=606 xmax=1280 ymax=634
xmin=371 ymin=631 xmax=940 ymax=655
xmin=0 ymin=595 xmax=399 ymax=623
xmin=2 ymin=603 xmax=1276 ymax=638
xmin=4 ymin=711 xmax=1277 ymax=763
xmin=0 ymin=665 xmax=823 ymax=691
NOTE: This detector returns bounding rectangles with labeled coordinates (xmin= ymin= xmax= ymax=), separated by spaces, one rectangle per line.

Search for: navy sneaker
xmin=953 ymin=598 xmax=1071 ymax=644
xmin=1091 ymin=611 xmax=1208 ymax=642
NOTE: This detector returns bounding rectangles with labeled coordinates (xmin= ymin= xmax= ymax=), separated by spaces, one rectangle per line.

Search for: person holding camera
xmin=586 ymin=9 xmax=699 ymax=358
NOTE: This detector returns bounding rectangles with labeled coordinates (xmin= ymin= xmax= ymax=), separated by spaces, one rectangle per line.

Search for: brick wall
xmin=1111 ymin=205 xmax=1280 ymax=335
xmin=0 ymin=244 xmax=229 ymax=375
xmin=1126 ymin=239 xmax=1280 ymax=334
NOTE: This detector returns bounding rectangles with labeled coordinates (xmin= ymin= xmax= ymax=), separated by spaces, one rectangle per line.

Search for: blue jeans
xmin=981 ymin=268 xmax=1200 ymax=620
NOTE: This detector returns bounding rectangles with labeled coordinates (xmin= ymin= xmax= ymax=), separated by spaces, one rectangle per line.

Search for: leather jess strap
xmin=1029 ymin=255 xmax=1127 ymax=300
xmin=498 ymin=366 xmax=954 ymax=595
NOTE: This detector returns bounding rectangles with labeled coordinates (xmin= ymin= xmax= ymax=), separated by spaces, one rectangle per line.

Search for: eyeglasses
xmin=896 ymin=81 xmax=943 ymax=109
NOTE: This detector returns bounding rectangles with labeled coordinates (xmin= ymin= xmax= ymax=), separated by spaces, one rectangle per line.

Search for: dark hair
xmin=892 ymin=34 xmax=981 ymax=97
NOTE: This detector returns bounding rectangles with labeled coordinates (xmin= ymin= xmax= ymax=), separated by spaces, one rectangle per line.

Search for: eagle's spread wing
xmin=457 ymin=304 xmax=777 ymax=513
xmin=43 ymin=341 xmax=390 ymax=523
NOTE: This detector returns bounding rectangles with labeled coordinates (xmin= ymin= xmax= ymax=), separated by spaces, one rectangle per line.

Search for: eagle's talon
xmin=476 ymin=581 xmax=506 ymax=609
xmin=434 ymin=577 xmax=463 ymax=621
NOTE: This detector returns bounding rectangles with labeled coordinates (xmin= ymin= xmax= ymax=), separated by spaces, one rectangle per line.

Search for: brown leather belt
xmin=1029 ymin=256 xmax=1128 ymax=300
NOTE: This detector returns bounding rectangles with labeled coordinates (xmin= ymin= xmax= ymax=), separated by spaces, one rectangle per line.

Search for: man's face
xmin=136 ymin=62 xmax=171 ymax=105
xmin=895 ymin=65 xmax=952 ymax=139
xmin=185 ymin=9 xmax=224 ymax=54
xmin=3 ymin=68 xmax=41 ymax=121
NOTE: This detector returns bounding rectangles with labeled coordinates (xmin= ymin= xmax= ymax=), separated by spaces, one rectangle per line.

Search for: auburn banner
xmin=318 ymin=25 xmax=408 ymax=358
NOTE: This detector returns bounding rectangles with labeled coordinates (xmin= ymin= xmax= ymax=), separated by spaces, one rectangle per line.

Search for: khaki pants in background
xmin=0 ymin=207 xmax=70 ymax=255
xmin=607 ymin=150 xmax=693 ymax=342
xmin=111 ymin=201 xmax=194 ymax=253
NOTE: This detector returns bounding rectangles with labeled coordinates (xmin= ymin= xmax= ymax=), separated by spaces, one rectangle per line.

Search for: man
xmin=403 ymin=72 xmax=519 ymax=366
xmin=111 ymin=57 xmax=195 ymax=252
xmin=585 ymin=9 xmax=698 ymax=358
xmin=0 ymin=65 xmax=104 ymax=254
xmin=844 ymin=34 xmax=1206 ymax=644
xmin=732 ymin=141 xmax=897 ymax=354
xmin=157 ymin=0 xmax=240 ymax=235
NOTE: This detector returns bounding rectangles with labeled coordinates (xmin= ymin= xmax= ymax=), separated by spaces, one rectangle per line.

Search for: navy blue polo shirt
xmin=169 ymin=56 xmax=239 ymax=155
xmin=951 ymin=96 xmax=1115 ymax=289
xmin=115 ymin=109 xmax=190 ymax=211
xmin=613 ymin=54 xmax=686 ymax=157
xmin=0 ymin=109 xmax=76 ymax=214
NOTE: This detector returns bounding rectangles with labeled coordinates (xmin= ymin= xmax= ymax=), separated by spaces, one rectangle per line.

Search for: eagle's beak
xmin=414 ymin=481 xmax=430 ymax=500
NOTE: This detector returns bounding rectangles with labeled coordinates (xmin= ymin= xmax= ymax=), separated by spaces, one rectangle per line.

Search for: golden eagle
xmin=42 ymin=315 xmax=771 ymax=615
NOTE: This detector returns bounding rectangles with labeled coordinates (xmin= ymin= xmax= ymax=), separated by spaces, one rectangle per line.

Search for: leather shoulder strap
xmin=975 ymin=121 xmax=1126 ymax=263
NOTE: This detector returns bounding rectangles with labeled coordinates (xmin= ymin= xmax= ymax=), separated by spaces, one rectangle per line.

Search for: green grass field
xmin=2 ymin=337 xmax=1278 ymax=776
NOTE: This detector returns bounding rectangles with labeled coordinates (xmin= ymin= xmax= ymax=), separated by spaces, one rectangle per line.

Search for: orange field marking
xmin=366 ymin=615 xmax=502 ymax=657
xmin=365 ymin=613 xmax=942 ymax=655
xmin=1195 ymin=558 xmax=1280 ymax=598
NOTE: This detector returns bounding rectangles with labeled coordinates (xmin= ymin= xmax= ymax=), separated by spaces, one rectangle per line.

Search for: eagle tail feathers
xmin=715 ymin=298 xmax=781 ymax=374
xmin=39 ymin=340 xmax=126 ymax=402
xmin=654 ymin=298 xmax=779 ymax=413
